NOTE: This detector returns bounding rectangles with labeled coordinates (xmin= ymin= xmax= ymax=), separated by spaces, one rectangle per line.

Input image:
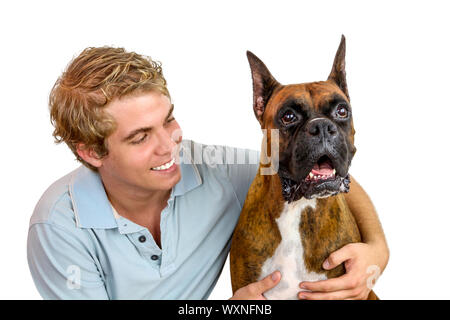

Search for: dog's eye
xmin=336 ymin=104 xmax=349 ymax=118
xmin=281 ymin=110 xmax=298 ymax=125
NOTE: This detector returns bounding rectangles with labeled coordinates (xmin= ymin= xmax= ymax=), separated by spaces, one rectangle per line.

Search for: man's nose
xmin=305 ymin=118 xmax=338 ymax=140
xmin=155 ymin=129 xmax=178 ymax=155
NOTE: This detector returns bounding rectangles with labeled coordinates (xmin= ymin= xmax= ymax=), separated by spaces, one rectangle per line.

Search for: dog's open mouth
xmin=280 ymin=155 xmax=350 ymax=202
xmin=305 ymin=155 xmax=336 ymax=183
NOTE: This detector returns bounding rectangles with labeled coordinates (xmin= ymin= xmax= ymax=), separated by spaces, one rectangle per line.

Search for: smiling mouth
xmin=150 ymin=158 xmax=175 ymax=171
xmin=280 ymin=155 xmax=350 ymax=202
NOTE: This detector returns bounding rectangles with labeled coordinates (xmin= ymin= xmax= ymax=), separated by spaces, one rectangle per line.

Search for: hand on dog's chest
xmin=258 ymin=198 xmax=328 ymax=300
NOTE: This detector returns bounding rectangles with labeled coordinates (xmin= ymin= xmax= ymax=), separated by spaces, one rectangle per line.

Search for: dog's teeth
xmin=332 ymin=169 xmax=336 ymax=175
xmin=309 ymin=172 xmax=314 ymax=178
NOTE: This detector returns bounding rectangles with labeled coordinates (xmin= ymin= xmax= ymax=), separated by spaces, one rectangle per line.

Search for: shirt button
xmin=151 ymin=255 xmax=159 ymax=261
xmin=138 ymin=236 xmax=146 ymax=243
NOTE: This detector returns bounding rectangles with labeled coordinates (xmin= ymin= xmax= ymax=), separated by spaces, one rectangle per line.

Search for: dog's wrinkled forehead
xmin=247 ymin=35 xmax=350 ymax=129
xmin=262 ymin=80 xmax=350 ymax=129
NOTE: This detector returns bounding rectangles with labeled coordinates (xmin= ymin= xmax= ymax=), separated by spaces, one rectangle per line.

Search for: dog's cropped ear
xmin=247 ymin=51 xmax=280 ymax=125
xmin=328 ymin=35 xmax=350 ymax=101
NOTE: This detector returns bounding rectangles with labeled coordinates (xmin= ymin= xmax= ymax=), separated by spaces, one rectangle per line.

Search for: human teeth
xmin=151 ymin=158 xmax=175 ymax=171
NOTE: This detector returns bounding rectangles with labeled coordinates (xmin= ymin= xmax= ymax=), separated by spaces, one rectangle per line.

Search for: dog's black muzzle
xmin=279 ymin=118 xmax=352 ymax=202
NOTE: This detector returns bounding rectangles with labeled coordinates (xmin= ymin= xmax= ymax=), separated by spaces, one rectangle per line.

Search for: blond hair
xmin=49 ymin=46 xmax=170 ymax=170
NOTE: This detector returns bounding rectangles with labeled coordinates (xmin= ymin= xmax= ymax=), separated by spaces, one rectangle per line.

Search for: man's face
xmin=98 ymin=91 xmax=182 ymax=194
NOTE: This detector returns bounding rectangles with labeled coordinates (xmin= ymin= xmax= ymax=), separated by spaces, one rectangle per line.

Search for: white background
xmin=1 ymin=0 xmax=449 ymax=300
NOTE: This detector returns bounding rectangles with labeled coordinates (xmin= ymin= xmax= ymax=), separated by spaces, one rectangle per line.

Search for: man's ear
xmin=328 ymin=35 xmax=350 ymax=101
xmin=76 ymin=143 xmax=104 ymax=168
xmin=246 ymin=51 xmax=280 ymax=125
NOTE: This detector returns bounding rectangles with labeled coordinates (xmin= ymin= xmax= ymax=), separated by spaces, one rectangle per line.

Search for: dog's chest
xmin=258 ymin=198 xmax=327 ymax=300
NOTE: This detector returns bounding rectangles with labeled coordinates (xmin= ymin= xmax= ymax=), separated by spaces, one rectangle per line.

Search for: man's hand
xmin=298 ymin=242 xmax=387 ymax=300
xmin=296 ymin=176 xmax=389 ymax=300
xmin=230 ymin=271 xmax=281 ymax=300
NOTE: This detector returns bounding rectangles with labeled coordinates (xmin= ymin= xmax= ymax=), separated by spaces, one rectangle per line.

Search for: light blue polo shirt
xmin=27 ymin=140 xmax=260 ymax=300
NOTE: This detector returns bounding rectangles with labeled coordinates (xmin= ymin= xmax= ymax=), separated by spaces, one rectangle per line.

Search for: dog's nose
xmin=306 ymin=118 xmax=338 ymax=139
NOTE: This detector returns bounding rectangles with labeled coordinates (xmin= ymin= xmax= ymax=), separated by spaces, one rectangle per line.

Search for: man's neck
xmin=100 ymin=174 xmax=171 ymax=224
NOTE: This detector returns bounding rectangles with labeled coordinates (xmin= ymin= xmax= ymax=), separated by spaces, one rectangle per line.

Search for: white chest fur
xmin=258 ymin=198 xmax=328 ymax=300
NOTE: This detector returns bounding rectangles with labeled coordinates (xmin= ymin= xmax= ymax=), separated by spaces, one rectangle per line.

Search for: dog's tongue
xmin=311 ymin=161 xmax=333 ymax=176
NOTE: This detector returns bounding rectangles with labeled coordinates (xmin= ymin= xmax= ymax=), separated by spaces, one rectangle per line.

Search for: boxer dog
xmin=230 ymin=36 xmax=377 ymax=300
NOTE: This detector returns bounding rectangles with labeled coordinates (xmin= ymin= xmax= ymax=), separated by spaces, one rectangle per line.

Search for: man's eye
xmin=131 ymin=134 xmax=147 ymax=144
xmin=163 ymin=117 xmax=176 ymax=128
xmin=336 ymin=104 xmax=349 ymax=118
xmin=281 ymin=111 xmax=298 ymax=125
xmin=165 ymin=117 xmax=176 ymax=125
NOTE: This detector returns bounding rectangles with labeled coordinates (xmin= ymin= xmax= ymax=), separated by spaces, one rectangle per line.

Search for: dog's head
xmin=248 ymin=35 xmax=356 ymax=202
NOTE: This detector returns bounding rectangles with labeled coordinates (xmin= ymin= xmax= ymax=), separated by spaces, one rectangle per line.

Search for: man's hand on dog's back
xmin=229 ymin=271 xmax=281 ymax=300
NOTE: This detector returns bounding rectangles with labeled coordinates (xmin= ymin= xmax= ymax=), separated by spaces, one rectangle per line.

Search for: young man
xmin=27 ymin=47 xmax=389 ymax=300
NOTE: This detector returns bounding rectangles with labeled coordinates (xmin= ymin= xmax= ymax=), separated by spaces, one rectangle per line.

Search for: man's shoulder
xmin=29 ymin=167 xmax=81 ymax=230
xmin=181 ymin=140 xmax=260 ymax=206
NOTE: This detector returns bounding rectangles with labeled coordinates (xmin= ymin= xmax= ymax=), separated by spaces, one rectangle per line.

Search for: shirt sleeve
xmin=27 ymin=222 xmax=109 ymax=300
xmin=223 ymin=146 xmax=260 ymax=209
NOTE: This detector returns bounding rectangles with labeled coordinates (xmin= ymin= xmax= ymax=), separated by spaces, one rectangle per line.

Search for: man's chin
xmin=148 ymin=165 xmax=182 ymax=189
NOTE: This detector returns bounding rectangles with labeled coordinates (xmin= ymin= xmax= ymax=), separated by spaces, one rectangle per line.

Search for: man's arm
xmin=298 ymin=176 xmax=389 ymax=300
xmin=27 ymin=222 xmax=110 ymax=300
xmin=344 ymin=175 xmax=389 ymax=263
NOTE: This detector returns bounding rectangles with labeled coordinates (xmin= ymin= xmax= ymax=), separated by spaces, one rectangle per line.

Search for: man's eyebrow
xmin=122 ymin=104 xmax=175 ymax=143
xmin=122 ymin=126 xmax=153 ymax=142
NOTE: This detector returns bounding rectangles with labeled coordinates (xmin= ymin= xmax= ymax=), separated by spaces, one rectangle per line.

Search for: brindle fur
xmin=230 ymin=171 xmax=284 ymax=291
xmin=300 ymin=193 xmax=360 ymax=278
xmin=230 ymin=171 xmax=361 ymax=288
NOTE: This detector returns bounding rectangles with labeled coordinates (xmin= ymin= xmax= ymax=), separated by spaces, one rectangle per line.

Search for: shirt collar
xmin=69 ymin=140 xmax=202 ymax=229
xmin=173 ymin=140 xmax=202 ymax=196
